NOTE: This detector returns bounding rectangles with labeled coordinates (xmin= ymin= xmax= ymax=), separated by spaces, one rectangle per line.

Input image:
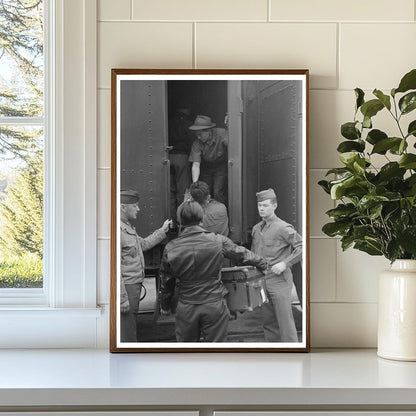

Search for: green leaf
xmin=341 ymin=235 xmax=355 ymax=251
xmin=353 ymin=224 xmax=374 ymax=240
xmin=395 ymin=69 xmax=416 ymax=94
xmin=360 ymin=99 xmax=384 ymax=119
xmin=330 ymin=176 xmax=358 ymax=199
xmin=322 ymin=221 xmax=351 ymax=237
xmin=373 ymin=89 xmax=391 ymax=110
xmin=326 ymin=203 xmax=357 ymax=220
xmin=325 ymin=167 xmax=351 ymax=176
xmin=386 ymin=240 xmax=403 ymax=262
xmin=354 ymin=241 xmax=383 ymax=256
xmin=378 ymin=162 xmax=406 ymax=181
xmin=399 ymin=154 xmax=416 ymax=169
xmin=366 ymin=129 xmax=387 ymax=145
xmin=371 ymin=137 xmax=402 ymax=154
xmin=369 ymin=203 xmax=383 ymax=220
xmin=339 ymin=152 xmax=360 ymax=167
xmin=357 ymin=195 xmax=389 ymax=212
xmin=341 ymin=122 xmax=360 ymax=140
xmin=353 ymin=158 xmax=366 ymax=174
xmin=398 ymin=227 xmax=416 ymax=255
xmin=318 ymin=180 xmax=331 ymax=194
xmin=337 ymin=140 xmax=365 ymax=153
xmin=389 ymin=139 xmax=408 ymax=156
xmin=399 ymin=92 xmax=416 ymax=115
xmin=363 ymin=116 xmax=372 ymax=129
xmin=355 ymin=88 xmax=365 ymax=110
xmin=407 ymin=120 xmax=416 ymax=138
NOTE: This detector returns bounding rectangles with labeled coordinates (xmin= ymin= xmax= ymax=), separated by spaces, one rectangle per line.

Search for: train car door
xmin=242 ymin=80 xmax=302 ymax=235
xmin=242 ymin=80 xmax=303 ymax=301
xmin=120 ymin=80 xmax=169 ymax=238
xmin=227 ymin=81 xmax=243 ymax=242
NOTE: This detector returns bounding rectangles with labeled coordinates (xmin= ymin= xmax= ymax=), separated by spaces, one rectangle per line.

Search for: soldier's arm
xmin=120 ymin=277 xmax=129 ymax=313
xmin=282 ymin=225 xmax=303 ymax=267
xmin=159 ymin=250 xmax=176 ymax=312
xmin=220 ymin=235 xmax=268 ymax=271
xmin=140 ymin=228 xmax=167 ymax=252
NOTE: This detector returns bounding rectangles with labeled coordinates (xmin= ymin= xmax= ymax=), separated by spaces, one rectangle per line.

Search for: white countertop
xmin=0 ymin=348 xmax=416 ymax=408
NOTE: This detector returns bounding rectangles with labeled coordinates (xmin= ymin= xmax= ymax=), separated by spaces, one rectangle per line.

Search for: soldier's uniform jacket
xmin=188 ymin=128 xmax=228 ymax=165
xmin=120 ymin=219 xmax=166 ymax=304
xmin=202 ymin=199 xmax=229 ymax=236
xmin=160 ymin=225 xmax=267 ymax=309
xmin=251 ymin=214 xmax=302 ymax=282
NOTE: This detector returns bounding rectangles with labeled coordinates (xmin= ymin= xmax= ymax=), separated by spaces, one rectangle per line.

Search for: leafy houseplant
xmin=319 ymin=69 xmax=416 ymax=263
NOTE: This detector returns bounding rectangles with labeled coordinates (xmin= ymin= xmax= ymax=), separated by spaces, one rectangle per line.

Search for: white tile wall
xmin=270 ymin=0 xmax=415 ymax=22
xmin=99 ymin=0 xmax=131 ymax=21
xmin=310 ymin=239 xmax=336 ymax=302
xmin=132 ymin=0 xmax=269 ymax=21
xmin=97 ymin=239 xmax=110 ymax=304
xmin=195 ymin=23 xmax=338 ymax=89
xmin=98 ymin=169 xmax=111 ymax=239
xmin=309 ymin=170 xmax=334 ymax=237
xmin=98 ymin=89 xmax=111 ymax=168
xmin=96 ymin=0 xmax=416 ymax=348
xmin=339 ymin=24 xmax=416 ymax=90
xmin=311 ymin=303 xmax=378 ymax=347
xmin=98 ymin=22 xmax=193 ymax=88
xmin=336 ymin=246 xmax=389 ymax=303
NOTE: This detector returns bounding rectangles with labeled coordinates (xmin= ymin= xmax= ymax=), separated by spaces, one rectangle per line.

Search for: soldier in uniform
xmin=189 ymin=180 xmax=229 ymax=236
xmin=119 ymin=189 xmax=172 ymax=342
xmin=159 ymin=200 xmax=267 ymax=342
xmin=188 ymin=115 xmax=228 ymax=205
xmin=251 ymin=188 xmax=302 ymax=342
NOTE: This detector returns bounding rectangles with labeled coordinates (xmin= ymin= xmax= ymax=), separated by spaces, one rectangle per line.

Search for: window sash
xmin=0 ymin=0 xmax=47 ymax=303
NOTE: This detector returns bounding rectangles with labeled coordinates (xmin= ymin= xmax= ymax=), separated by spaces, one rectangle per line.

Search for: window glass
xmin=0 ymin=0 xmax=44 ymax=289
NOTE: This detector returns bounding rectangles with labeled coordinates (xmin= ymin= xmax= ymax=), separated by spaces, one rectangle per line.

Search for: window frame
xmin=0 ymin=0 xmax=100 ymax=348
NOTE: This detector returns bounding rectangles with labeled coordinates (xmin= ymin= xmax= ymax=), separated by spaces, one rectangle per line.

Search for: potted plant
xmin=319 ymin=68 xmax=416 ymax=361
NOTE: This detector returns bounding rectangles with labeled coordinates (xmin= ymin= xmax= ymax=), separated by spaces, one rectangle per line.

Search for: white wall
xmin=95 ymin=0 xmax=416 ymax=348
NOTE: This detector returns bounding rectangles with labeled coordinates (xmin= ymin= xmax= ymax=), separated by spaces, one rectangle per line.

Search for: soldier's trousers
xmin=175 ymin=298 xmax=230 ymax=342
xmin=120 ymin=283 xmax=142 ymax=342
xmin=261 ymin=275 xmax=298 ymax=342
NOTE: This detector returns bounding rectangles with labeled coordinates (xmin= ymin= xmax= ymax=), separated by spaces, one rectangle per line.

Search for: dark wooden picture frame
xmin=110 ymin=69 xmax=310 ymax=352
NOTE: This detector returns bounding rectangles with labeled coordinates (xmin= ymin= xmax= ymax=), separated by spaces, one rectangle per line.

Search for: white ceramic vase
xmin=378 ymin=259 xmax=416 ymax=361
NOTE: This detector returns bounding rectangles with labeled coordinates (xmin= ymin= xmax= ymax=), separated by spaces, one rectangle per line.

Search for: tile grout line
xmin=130 ymin=0 xmax=133 ymax=20
xmin=97 ymin=19 xmax=415 ymax=24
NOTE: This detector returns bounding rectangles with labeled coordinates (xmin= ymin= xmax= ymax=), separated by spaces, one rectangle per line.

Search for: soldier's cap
xmin=256 ymin=188 xmax=277 ymax=202
xmin=120 ymin=189 xmax=140 ymax=204
xmin=189 ymin=115 xmax=216 ymax=131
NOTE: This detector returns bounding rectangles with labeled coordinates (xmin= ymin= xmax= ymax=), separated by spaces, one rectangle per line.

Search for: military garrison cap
xmin=256 ymin=188 xmax=277 ymax=202
xmin=120 ymin=189 xmax=140 ymax=204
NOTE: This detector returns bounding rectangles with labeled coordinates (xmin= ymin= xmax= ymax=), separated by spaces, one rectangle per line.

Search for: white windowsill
xmin=0 ymin=348 xmax=415 ymax=410
xmin=0 ymin=307 xmax=103 ymax=349
xmin=0 ymin=307 xmax=102 ymax=315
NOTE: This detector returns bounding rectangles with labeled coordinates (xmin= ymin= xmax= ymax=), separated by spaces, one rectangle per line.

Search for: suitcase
xmin=221 ymin=266 xmax=268 ymax=312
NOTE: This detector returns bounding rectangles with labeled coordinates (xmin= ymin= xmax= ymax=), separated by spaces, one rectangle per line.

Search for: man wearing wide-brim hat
xmin=251 ymin=188 xmax=302 ymax=343
xmin=119 ymin=189 xmax=172 ymax=342
xmin=188 ymin=115 xmax=228 ymax=205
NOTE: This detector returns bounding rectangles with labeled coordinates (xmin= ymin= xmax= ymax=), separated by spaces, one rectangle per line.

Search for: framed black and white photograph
xmin=110 ymin=69 xmax=310 ymax=352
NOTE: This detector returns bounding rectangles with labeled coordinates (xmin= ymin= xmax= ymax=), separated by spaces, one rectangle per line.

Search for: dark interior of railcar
xmin=167 ymin=81 xmax=228 ymax=129
xmin=167 ymin=80 xmax=229 ymax=218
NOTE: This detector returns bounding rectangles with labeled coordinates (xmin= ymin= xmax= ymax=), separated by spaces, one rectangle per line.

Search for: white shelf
xmin=0 ymin=348 xmax=416 ymax=410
